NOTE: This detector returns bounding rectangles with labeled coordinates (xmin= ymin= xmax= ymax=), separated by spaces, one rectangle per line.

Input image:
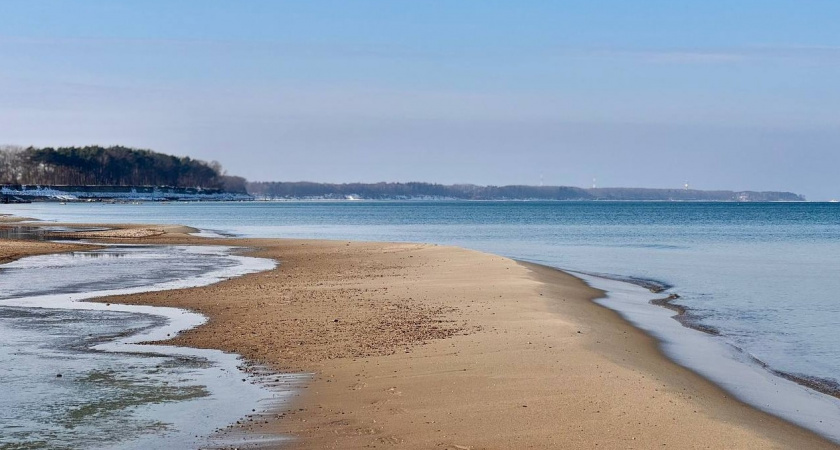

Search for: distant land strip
xmin=1 ymin=182 xmax=805 ymax=202
xmin=246 ymin=181 xmax=805 ymax=202
xmin=0 ymin=145 xmax=805 ymax=202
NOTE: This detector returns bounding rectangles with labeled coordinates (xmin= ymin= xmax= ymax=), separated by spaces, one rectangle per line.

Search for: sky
xmin=1 ymin=1 xmax=838 ymax=199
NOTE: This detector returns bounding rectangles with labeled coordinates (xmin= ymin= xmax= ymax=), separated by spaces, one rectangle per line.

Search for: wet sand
xmin=0 ymin=239 xmax=92 ymax=264
xmin=0 ymin=213 xmax=36 ymax=223
xmin=2 ymin=223 xmax=837 ymax=448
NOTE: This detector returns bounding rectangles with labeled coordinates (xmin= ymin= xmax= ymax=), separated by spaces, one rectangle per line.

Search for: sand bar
xmin=0 ymin=239 xmax=92 ymax=264
xmin=1 ymin=224 xmax=836 ymax=448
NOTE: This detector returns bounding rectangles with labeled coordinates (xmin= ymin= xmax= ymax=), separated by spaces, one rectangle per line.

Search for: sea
xmin=2 ymin=201 xmax=840 ymax=444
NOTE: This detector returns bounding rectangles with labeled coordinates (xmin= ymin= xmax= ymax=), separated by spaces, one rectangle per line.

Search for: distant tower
xmin=540 ymin=174 xmax=544 ymax=187
xmin=684 ymin=181 xmax=690 ymax=190
xmin=592 ymin=178 xmax=597 ymax=189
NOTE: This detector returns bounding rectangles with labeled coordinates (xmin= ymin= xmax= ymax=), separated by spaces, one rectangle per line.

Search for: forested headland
xmin=0 ymin=145 xmax=805 ymax=202
xmin=0 ymin=145 xmax=246 ymax=193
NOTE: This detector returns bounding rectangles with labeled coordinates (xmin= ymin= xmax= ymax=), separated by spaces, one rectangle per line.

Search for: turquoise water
xmin=5 ymin=201 xmax=840 ymax=435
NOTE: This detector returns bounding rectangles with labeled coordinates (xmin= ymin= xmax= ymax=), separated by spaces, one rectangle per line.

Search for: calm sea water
xmin=4 ymin=201 xmax=840 ymax=439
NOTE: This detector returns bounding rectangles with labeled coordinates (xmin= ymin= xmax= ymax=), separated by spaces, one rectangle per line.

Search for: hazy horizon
xmin=2 ymin=1 xmax=838 ymax=199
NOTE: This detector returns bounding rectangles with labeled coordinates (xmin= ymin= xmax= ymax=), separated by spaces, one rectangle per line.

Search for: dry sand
xmin=1 ymin=225 xmax=836 ymax=449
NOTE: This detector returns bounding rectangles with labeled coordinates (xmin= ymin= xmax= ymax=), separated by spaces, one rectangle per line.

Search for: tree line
xmin=0 ymin=145 xmax=804 ymax=201
xmin=247 ymin=181 xmax=804 ymax=202
xmin=247 ymin=181 xmax=596 ymax=200
xmin=0 ymin=145 xmax=247 ymax=192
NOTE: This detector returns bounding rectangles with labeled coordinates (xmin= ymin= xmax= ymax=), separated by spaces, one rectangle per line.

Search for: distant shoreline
xmin=247 ymin=181 xmax=806 ymax=202
xmin=1 ymin=184 xmax=252 ymax=203
xmin=3 ymin=182 xmax=806 ymax=203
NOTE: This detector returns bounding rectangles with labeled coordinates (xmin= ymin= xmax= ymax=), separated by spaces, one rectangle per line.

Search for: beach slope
xmin=86 ymin=231 xmax=835 ymax=449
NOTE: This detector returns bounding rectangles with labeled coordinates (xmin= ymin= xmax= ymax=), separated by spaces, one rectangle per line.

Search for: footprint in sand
xmin=386 ymin=386 xmax=402 ymax=396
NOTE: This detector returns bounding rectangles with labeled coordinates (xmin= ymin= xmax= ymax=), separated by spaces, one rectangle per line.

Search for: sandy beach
xmin=1 ymin=223 xmax=836 ymax=449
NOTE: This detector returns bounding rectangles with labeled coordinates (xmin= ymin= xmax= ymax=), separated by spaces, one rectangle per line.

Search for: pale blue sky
xmin=1 ymin=1 xmax=838 ymax=199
